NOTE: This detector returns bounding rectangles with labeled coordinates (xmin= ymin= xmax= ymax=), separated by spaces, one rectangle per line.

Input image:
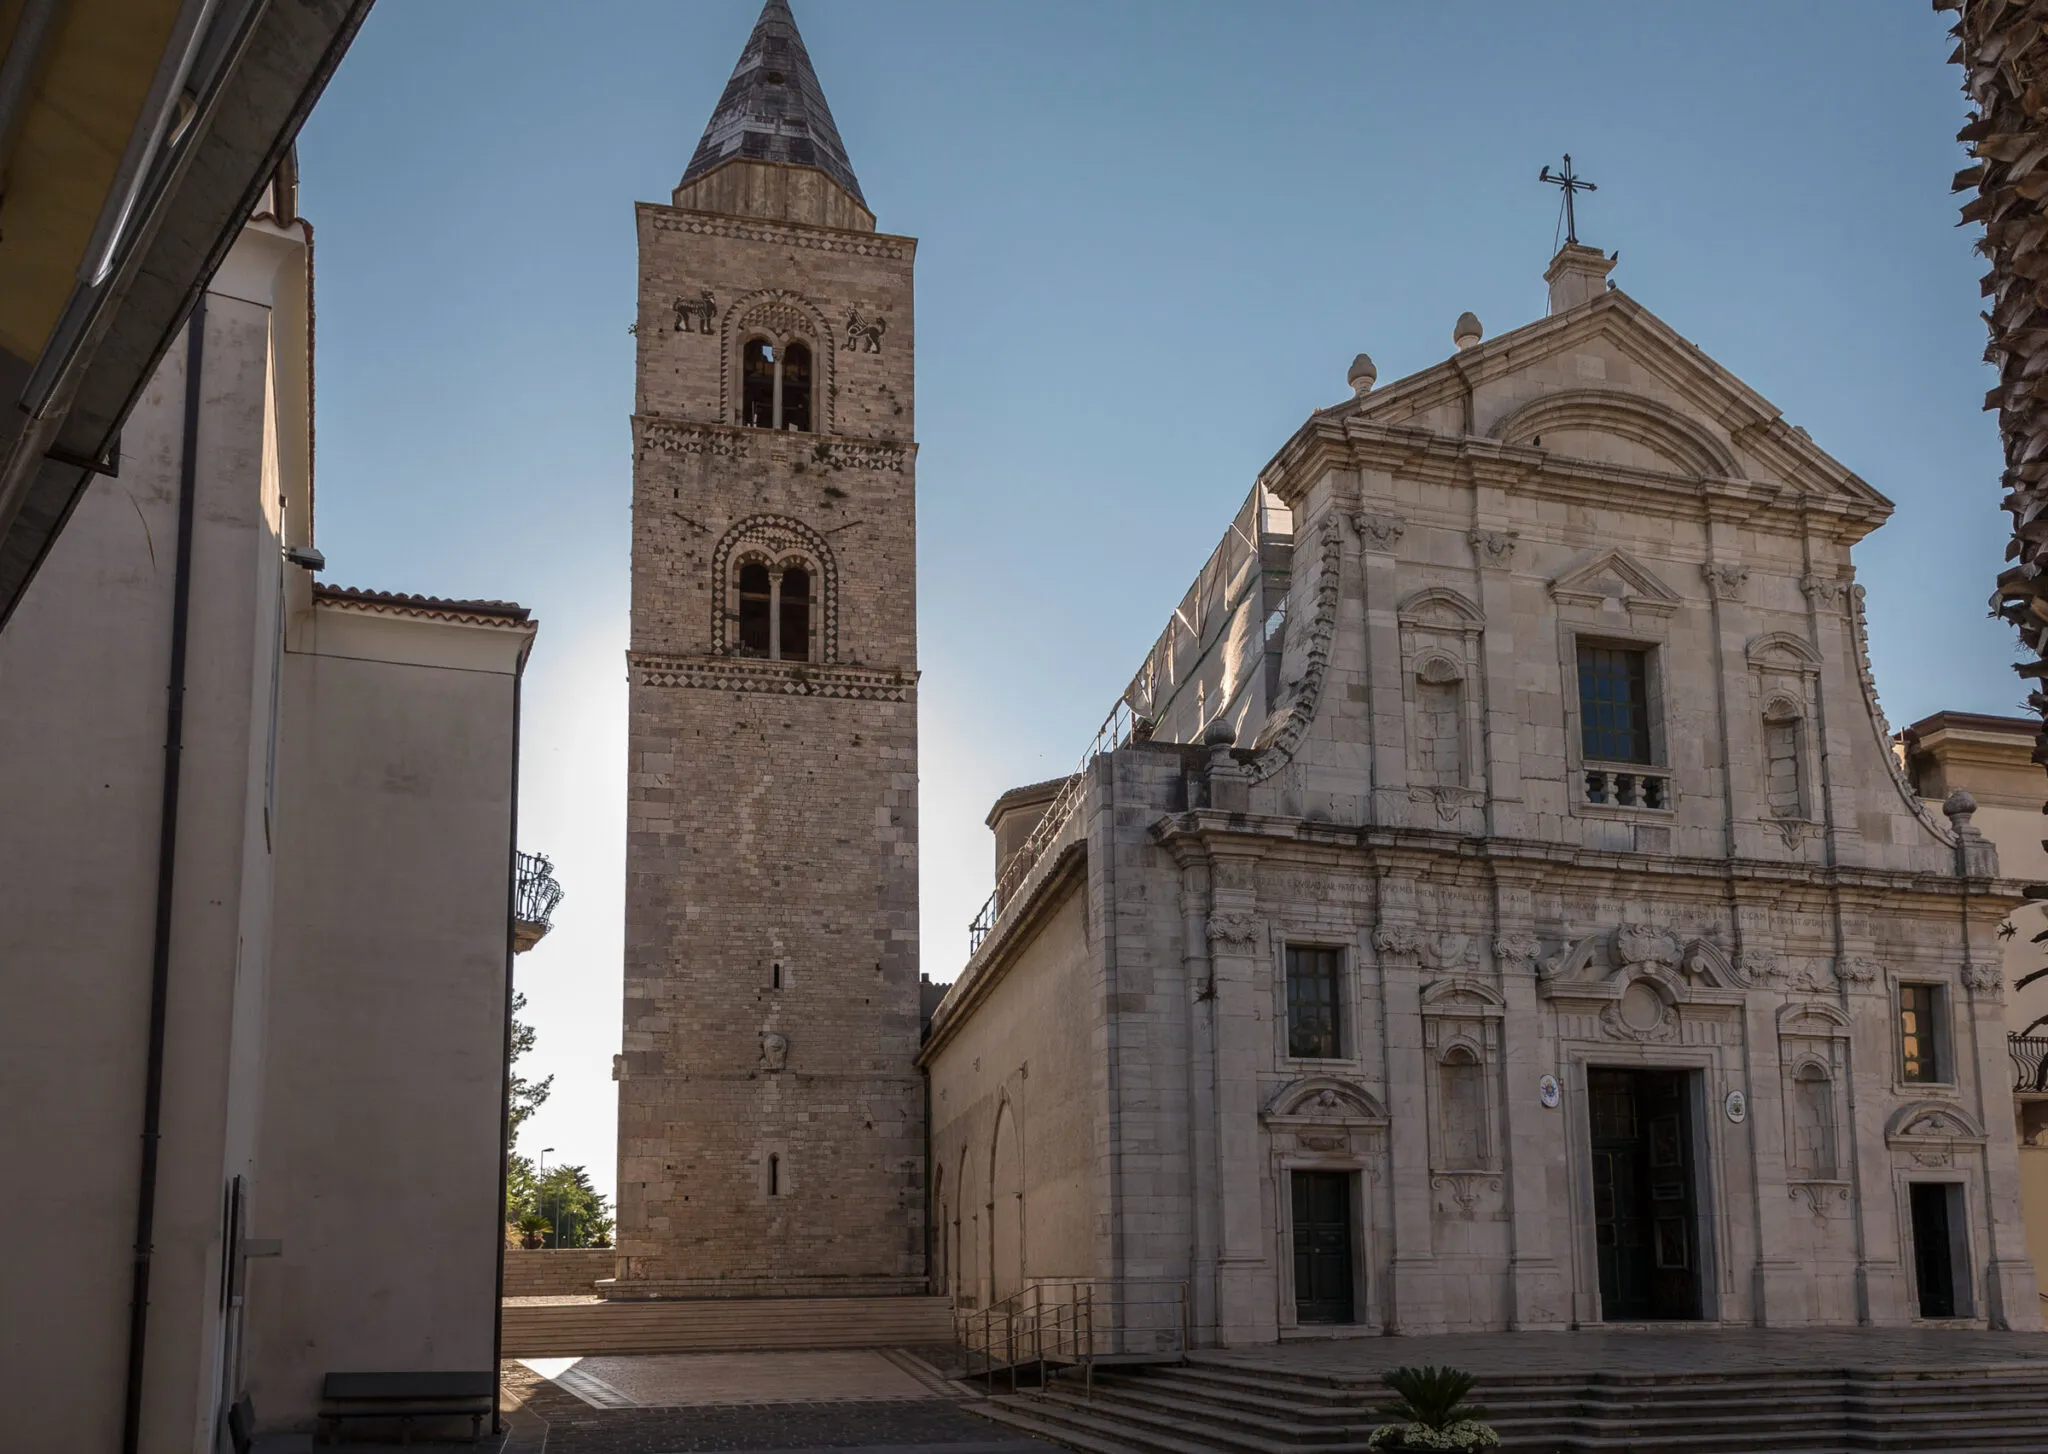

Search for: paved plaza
xmin=499 ymin=1351 xmax=1061 ymax=1454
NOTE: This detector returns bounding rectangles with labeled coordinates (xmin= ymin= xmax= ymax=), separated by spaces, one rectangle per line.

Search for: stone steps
xmin=498 ymin=1294 xmax=953 ymax=1357
xmin=972 ymin=1359 xmax=2048 ymax=1454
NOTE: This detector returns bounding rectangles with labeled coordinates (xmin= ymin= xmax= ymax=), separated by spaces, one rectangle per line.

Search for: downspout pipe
xmin=491 ymin=653 xmax=526 ymax=1435
xmin=123 ymin=294 xmax=205 ymax=1454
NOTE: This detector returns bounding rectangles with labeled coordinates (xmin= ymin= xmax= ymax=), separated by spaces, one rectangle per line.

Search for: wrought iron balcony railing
xmin=2013 ymin=1033 xmax=2048 ymax=1094
xmin=514 ymin=851 xmax=564 ymax=953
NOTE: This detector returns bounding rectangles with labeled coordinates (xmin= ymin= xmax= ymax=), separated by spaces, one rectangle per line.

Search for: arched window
xmin=1789 ymin=1065 xmax=1836 ymax=1178
xmin=732 ymin=558 xmax=816 ymax=662
xmin=738 ymin=335 xmax=816 ymax=432
xmin=1438 ymin=1046 xmax=1487 ymax=1168
xmin=742 ymin=338 xmax=776 ymax=429
xmin=778 ymin=565 xmax=811 ymax=663
xmin=1763 ymin=699 xmax=1804 ymax=819
xmin=781 ymin=341 xmax=812 ymax=432
xmin=737 ymin=562 xmax=773 ymax=656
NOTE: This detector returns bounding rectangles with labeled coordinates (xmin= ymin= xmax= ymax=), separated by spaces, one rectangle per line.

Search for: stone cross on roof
xmin=680 ymin=0 xmax=867 ymax=208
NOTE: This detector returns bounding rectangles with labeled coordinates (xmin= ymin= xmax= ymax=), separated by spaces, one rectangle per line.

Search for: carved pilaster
xmin=1701 ymin=561 xmax=1750 ymax=601
xmin=1351 ymin=511 xmax=1406 ymax=552
xmin=1468 ymin=529 xmax=1518 ymax=570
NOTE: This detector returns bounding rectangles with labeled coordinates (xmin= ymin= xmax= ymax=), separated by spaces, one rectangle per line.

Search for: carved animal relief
xmin=673 ymin=289 xmax=717 ymax=333
xmin=844 ymin=308 xmax=888 ymax=353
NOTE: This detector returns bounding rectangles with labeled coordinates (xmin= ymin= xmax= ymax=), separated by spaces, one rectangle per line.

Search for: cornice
xmin=1147 ymin=810 xmax=2017 ymax=907
xmin=629 ymin=652 xmax=915 ymax=701
xmin=631 ymin=416 xmax=916 ymax=470
xmin=1258 ymin=418 xmax=1885 ymax=540
xmin=638 ymin=201 xmax=917 ymax=260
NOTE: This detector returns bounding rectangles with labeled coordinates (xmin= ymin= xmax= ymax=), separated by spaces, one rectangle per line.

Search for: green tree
xmin=505 ymin=1159 xmax=613 ymax=1249
xmin=508 ymin=990 xmax=552 ymax=1140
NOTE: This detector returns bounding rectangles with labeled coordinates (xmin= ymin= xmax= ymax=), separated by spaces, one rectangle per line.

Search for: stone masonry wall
xmin=617 ymin=199 xmax=924 ymax=1293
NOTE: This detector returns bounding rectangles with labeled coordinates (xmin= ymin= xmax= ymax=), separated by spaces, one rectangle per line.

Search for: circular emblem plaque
xmin=1725 ymin=1089 xmax=1748 ymax=1124
xmin=1538 ymin=1074 xmax=1561 ymax=1109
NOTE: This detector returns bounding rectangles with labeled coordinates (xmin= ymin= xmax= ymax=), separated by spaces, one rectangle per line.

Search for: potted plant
xmin=516 ymin=1213 xmax=550 ymax=1251
xmin=1367 ymin=1366 xmax=1499 ymax=1451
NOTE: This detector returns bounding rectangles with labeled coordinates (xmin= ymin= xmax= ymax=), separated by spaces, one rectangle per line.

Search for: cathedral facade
xmin=924 ymin=245 xmax=2044 ymax=1340
xmin=614 ymin=1 xmax=924 ymax=1297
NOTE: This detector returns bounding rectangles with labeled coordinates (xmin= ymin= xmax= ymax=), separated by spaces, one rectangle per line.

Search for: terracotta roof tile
xmin=314 ymin=583 xmax=532 ymax=625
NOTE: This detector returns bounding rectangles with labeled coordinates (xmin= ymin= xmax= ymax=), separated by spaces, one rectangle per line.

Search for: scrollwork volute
xmin=1493 ymin=933 xmax=1541 ymax=971
xmin=1373 ymin=924 xmax=1420 ymax=960
xmin=1469 ymin=528 xmax=1518 ymax=569
xmin=1736 ymin=947 xmax=1781 ymax=987
xmin=1351 ymin=511 xmax=1406 ymax=550
xmin=1205 ymin=911 xmax=1264 ymax=954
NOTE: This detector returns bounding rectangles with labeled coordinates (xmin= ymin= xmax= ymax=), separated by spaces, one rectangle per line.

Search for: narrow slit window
xmin=742 ymin=339 xmax=776 ymax=428
xmin=779 ymin=566 xmax=812 ymax=662
xmin=781 ymin=341 xmax=813 ymax=432
xmin=768 ymin=1154 xmax=781 ymax=1197
xmin=1578 ymin=643 xmax=1653 ymax=764
xmin=1286 ymin=945 xmax=1343 ymax=1059
xmin=737 ymin=562 xmax=773 ymax=656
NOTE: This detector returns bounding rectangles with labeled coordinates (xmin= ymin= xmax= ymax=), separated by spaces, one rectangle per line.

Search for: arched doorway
xmin=931 ymin=1163 xmax=948 ymax=1297
xmin=990 ymin=1103 xmax=1023 ymax=1304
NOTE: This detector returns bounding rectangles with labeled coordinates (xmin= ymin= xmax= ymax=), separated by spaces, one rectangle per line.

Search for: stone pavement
xmin=1194 ymin=1326 xmax=2048 ymax=1378
xmin=499 ymin=1353 xmax=1063 ymax=1454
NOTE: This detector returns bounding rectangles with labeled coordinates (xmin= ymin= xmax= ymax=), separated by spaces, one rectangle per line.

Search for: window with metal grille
xmin=1286 ymin=946 xmax=1343 ymax=1059
xmin=1900 ymin=984 xmax=1944 ymax=1083
xmin=1578 ymin=643 xmax=1653 ymax=764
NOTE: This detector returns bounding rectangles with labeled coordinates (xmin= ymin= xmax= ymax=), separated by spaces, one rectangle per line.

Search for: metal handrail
xmin=955 ymin=1278 xmax=1188 ymax=1397
xmin=968 ymin=700 xmax=1146 ymax=954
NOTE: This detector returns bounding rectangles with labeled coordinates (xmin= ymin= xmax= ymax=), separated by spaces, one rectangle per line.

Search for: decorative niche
xmin=1396 ymin=587 xmax=1486 ymax=825
xmin=1746 ymin=633 xmax=1823 ymax=850
xmin=1778 ymin=1001 xmax=1851 ymax=1225
xmin=1420 ymin=976 xmax=1505 ymax=1218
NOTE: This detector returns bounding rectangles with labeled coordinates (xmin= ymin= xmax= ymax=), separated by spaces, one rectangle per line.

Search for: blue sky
xmin=297 ymin=1 xmax=2003 ymax=1193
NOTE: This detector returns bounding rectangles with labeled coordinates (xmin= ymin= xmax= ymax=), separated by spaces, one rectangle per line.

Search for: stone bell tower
xmin=614 ymin=0 xmax=923 ymax=1297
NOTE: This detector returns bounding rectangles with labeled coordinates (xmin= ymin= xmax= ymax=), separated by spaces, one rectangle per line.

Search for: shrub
xmin=1368 ymin=1366 xmax=1498 ymax=1452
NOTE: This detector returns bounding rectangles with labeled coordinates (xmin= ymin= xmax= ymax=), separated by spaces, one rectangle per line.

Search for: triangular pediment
xmin=1346 ymin=290 xmax=1888 ymax=512
xmin=1548 ymin=548 xmax=1681 ymax=617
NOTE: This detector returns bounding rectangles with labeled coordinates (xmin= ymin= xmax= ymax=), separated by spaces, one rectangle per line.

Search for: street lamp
xmin=539 ymin=1148 xmax=554 ymax=1249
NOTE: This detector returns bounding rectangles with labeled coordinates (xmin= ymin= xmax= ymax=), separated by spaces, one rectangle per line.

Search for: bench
xmin=317 ymin=1371 xmax=493 ymax=1445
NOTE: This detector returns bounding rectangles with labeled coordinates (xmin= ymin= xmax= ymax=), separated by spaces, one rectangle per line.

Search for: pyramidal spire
xmin=680 ymin=0 xmax=866 ymax=209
